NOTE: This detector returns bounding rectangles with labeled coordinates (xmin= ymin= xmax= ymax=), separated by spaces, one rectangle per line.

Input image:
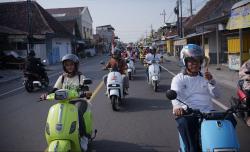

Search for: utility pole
xmin=180 ymin=0 xmax=183 ymax=38
xmin=174 ymin=0 xmax=180 ymax=37
xmin=27 ymin=0 xmax=32 ymax=54
xmin=160 ymin=9 xmax=166 ymax=24
xmin=150 ymin=24 xmax=153 ymax=38
xmin=190 ymin=0 xmax=193 ymax=16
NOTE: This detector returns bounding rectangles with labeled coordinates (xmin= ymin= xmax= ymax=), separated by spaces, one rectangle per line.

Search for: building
xmin=0 ymin=1 xmax=74 ymax=65
xmin=226 ymin=0 xmax=250 ymax=70
xmin=96 ymin=25 xmax=115 ymax=53
xmin=173 ymin=0 xmax=238 ymax=66
xmin=46 ymin=7 xmax=93 ymax=42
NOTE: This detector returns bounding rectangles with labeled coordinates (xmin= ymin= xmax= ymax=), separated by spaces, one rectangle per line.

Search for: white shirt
xmin=54 ymin=74 xmax=86 ymax=91
xmin=170 ymin=72 xmax=220 ymax=113
xmin=145 ymin=53 xmax=161 ymax=63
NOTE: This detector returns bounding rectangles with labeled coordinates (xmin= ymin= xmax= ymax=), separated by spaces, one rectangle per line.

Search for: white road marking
xmin=160 ymin=65 xmax=229 ymax=110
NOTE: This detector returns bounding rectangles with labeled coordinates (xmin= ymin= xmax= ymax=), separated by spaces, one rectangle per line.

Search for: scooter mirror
xmin=166 ymin=90 xmax=177 ymax=100
xmin=83 ymin=78 xmax=92 ymax=85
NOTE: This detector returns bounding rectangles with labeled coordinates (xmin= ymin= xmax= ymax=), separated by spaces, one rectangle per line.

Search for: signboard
xmin=174 ymin=39 xmax=187 ymax=46
xmin=227 ymin=2 xmax=250 ymax=30
xmin=228 ymin=54 xmax=241 ymax=70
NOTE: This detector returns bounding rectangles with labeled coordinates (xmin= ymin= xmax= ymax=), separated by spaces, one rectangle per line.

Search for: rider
xmin=239 ymin=59 xmax=250 ymax=126
xmin=126 ymin=45 xmax=136 ymax=62
xmin=40 ymin=54 xmax=91 ymax=151
xmin=144 ymin=45 xmax=162 ymax=79
xmin=103 ymin=48 xmax=129 ymax=94
xmin=170 ymin=44 xmax=221 ymax=152
xmin=25 ymin=50 xmax=47 ymax=79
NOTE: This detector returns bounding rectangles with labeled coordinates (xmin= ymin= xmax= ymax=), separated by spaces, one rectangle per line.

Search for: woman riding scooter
xmin=40 ymin=54 xmax=92 ymax=151
xmin=103 ymin=48 xmax=129 ymax=95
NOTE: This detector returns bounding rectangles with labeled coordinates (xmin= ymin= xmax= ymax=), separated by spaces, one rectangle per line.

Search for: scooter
xmin=106 ymin=68 xmax=126 ymax=111
xmin=231 ymin=77 xmax=250 ymax=126
xmin=125 ymin=57 xmax=136 ymax=80
xmin=23 ymin=60 xmax=49 ymax=92
xmin=147 ymin=59 xmax=160 ymax=92
xmin=23 ymin=71 xmax=49 ymax=92
xmin=166 ymin=90 xmax=243 ymax=152
xmin=42 ymin=79 xmax=97 ymax=152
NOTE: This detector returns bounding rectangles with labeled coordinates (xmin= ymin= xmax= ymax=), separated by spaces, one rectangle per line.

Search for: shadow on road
xmin=90 ymin=139 xmax=161 ymax=152
xmin=120 ymin=97 xmax=172 ymax=112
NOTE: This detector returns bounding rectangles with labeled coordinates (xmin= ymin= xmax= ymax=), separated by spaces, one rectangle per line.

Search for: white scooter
xmin=147 ymin=59 xmax=160 ymax=92
xmin=125 ymin=57 xmax=135 ymax=80
xmin=106 ymin=68 xmax=126 ymax=111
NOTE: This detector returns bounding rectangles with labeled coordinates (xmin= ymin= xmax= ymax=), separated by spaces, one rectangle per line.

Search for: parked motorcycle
xmin=106 ymin=68 xmax=127 ymax=111
xmin=41 ymin=79 xmax=97 ymax=152
xmin=146 ymin=59 xmax=160 ymax=92
xmin=125 ymin=57 xmax=135 ymax=80
xmin=166 ymin=90 xmax=244 ymax=152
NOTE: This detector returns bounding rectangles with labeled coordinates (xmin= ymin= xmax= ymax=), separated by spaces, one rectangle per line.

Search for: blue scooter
xmin=166 ymin=90 xmax=244 ymax=152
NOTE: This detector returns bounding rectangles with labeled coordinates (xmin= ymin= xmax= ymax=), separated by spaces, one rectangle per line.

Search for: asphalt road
xmin=0 ymin=55 xmax=250 ymax=151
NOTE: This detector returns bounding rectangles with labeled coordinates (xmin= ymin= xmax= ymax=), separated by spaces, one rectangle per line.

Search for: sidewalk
xmin=163 ymin=54 xmax=238 ymax=89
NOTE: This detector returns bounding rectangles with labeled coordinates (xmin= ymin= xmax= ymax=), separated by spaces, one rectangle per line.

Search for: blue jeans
xmin=175 ymin=114 xmax=237 ymax=152
xmin=176 ymin=116 xmax=199 ymax=152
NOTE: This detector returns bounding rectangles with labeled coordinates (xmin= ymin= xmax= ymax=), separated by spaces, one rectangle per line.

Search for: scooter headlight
xmin=213 ymin=148 xmax=238 ymax=152
xmin=69 ymin=121 xmax=77 ymax=134
xmin=45 ymin=122 xmax=50 ymax=135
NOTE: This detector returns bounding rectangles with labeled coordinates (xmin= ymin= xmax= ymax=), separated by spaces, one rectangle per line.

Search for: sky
xmin=1 ymin=0 xmax=209 ymax=43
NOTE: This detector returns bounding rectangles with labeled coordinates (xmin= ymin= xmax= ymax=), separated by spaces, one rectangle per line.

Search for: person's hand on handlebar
xmin=40 ymin=93 xmax=47 ymax=101
xmin=174 ymin=108 xmax=185 ymax=117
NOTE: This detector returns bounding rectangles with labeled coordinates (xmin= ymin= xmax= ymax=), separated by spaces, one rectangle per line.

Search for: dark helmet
xmin=28 ymin=50 xmax=35 ymax=57
xmin=180 ymin=44 xmax=204 ymax=67
xmin=112 ymin=48 xmax=121 ymax=60
xmin=61 ymin=54 xmax=79 ymax=74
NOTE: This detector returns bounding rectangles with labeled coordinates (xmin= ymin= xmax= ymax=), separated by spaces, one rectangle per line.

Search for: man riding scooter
xmin=103 ymin=48 xmax=129 ymax=95
xmin=144 ymin=45 xmax=162 ymax=80
xmin=25 ymin=50 xmax=47 ymax=80
xmin=170 ymin=44 xmax=236 ymax=152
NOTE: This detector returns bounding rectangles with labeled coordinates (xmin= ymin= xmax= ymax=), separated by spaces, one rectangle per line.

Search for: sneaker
xmin=80 ymin=136 xmax=88 ymax=151
xmin=246 ymin=117 xmax=250 ymax=127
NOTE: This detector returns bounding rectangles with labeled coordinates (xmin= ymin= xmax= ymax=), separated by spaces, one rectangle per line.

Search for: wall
xmin=81 ymin=8 xmax=93 ymax=39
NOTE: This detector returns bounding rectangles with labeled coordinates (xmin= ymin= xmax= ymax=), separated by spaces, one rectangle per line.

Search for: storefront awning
xmin=174 ymin=39 xmax=187 ymax=46
xmin=226 ymin=0 xmax=250 ymax=30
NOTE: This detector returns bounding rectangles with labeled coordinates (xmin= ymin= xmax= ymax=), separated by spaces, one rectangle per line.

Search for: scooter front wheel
xmin=153 ymin=81 xmax=158 ymax=92
xmin=43 ymin=76 xmax=49 ymax=87
xmin=111 ymin=96 xmax=120 ymax=111
xmin=128 ymin=72 xmax=132 ymax=80
xmin=24 ymin=80 xmax=33 ymax=92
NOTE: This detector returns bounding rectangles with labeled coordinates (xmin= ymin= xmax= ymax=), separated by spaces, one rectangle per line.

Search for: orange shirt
xmin=106 ymin=58 xmax=127 ymax=74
